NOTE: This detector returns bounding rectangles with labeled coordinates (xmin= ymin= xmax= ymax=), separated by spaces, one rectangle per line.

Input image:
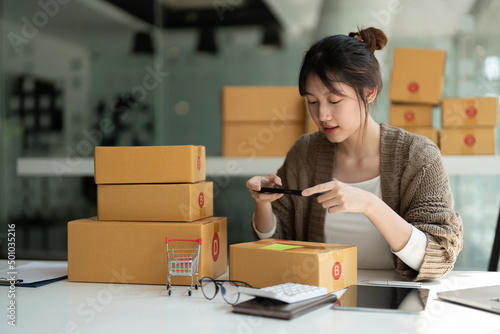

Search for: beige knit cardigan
xmin=254 ymin=123 xmax=463 ymax=281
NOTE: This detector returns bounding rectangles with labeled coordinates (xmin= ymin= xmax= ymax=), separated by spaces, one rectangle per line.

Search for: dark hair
xmin=298 ymin=27 xmax=388 ymax=114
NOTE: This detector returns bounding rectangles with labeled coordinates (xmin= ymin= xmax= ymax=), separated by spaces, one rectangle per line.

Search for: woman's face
xmin=304 ymin=74 xmax=366 ymax=144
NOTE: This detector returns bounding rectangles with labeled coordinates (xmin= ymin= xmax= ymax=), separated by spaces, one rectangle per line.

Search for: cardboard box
xmin=389 ymin=104 xmax=433 ymax=127
xmin=440 ymin=127 xmax=496 ymax=155
xmin=230 ymin=239 xmax=357 ymax=293
xmin=94 ymin=145 xmax=205 ymax=184
xmin=68 ymin=216 xmax=227 ymax=285
xmin=401 ymin=127 xmax=439 ymax=146
xmin=98 ymin=181 xmax=213 ymax=222
xmin=223 ymin=86 xmax=306 ymax=122
xmin=223 ymin=123 xmax=304 ymax=157
xmin=442 ymin=97 xmax=498 ymax=127
xmin=389 ymin=48 xmax=446 ymax=105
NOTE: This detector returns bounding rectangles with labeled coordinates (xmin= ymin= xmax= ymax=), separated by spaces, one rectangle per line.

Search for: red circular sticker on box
xmin=465 ymin=106 xmax=477 ymax=118
xmin=408 ymin=81 xmax=419 ymax=93
xmin=332 ymin=262 xmax=342 ymax=280
xmin=211 ymin=233 xmax=220 ymax=262
xmin=198 ymin=192 xmax=205 ymax=208
xmin=464 ymin=134 xmax=476 ymax=147
xmin=197 ymin=156 xmax=201 ymax=171
xmin=404 ymin=110 xmax=415 ymax=122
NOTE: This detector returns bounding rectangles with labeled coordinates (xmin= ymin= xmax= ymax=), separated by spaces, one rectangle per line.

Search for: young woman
xmin=246 ymin=27 xmax=463 ymax=281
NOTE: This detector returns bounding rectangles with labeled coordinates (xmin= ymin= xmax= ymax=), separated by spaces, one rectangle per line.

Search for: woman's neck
xmin=336 ymin=117 xmax=381 ymax=160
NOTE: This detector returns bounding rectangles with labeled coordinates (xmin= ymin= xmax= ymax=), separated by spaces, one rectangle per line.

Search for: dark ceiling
xmin=104 ymin=0 xmax=281 ymax=29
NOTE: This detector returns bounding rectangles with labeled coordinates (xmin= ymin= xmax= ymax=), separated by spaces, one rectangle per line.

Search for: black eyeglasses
xmin=199 ymin=277 xmax=252 ymax=305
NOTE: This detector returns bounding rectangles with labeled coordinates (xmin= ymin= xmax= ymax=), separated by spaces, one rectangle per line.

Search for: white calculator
xmin=238 ymin=283 xmax=328 ymax=303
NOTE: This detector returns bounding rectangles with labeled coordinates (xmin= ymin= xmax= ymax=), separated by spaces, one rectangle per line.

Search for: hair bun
xmin=350 ymin=27 xmax=388 ymax=54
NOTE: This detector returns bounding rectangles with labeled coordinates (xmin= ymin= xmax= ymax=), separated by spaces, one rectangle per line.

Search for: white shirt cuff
xmin=252 ymin=213 xmax=277 ymax=239
xmin=392 ymin=226 xmax=427 ymax=271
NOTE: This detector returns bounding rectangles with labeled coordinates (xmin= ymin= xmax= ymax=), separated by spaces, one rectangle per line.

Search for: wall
xmin=1 ymin=17 xmax=92 ymax=258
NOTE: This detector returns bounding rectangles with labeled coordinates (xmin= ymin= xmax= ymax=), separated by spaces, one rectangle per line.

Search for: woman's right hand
xmin=246 ymin=174 xmax=284 ymax=204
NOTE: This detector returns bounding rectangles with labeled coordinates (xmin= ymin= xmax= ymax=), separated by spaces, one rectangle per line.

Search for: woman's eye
xmin=329 ymin=100 xmax=342 ymax=104
xmin=307 ymin=100 xmax=318 ymax=105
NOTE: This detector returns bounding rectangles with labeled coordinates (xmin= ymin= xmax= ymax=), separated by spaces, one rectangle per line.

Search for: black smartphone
xmin=257 ymin=187 xmax=324 ymax=197
xmin=258 ymin=187 xmax=303 ymax=196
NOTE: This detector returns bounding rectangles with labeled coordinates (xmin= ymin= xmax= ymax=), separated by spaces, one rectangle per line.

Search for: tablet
xmin=333 ymin=285 xmax=429 ymax=313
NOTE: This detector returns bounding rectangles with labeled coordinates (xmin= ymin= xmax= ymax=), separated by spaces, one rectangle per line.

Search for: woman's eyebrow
xmin=304 ymin=91 xmax=336 ymax=96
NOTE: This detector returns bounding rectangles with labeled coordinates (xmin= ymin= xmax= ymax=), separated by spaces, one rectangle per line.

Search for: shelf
xmin=16 ymin=156 xmax=500 ymax=177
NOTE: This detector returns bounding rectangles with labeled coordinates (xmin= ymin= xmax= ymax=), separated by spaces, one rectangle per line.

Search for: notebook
xmin=437 ymin=285 xmax=500 ymax=315
xmin=232 ymin=294 xmax=337 ymax=320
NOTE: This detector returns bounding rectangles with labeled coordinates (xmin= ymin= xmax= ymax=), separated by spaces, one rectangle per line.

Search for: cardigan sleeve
xmin=396 ymin=154 xmax=464 ymax=281
xmin=250 ymin=135 xmax=310 ymax=241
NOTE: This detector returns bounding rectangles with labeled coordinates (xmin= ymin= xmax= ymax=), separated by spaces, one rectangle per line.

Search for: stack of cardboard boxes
xmin=68 ymin=145 xmax=227 ymax=286
xmin=222 ymin=86 xmax=308 ymax=157
xmin=440 ymin=97 xmax=498 ymax=155
xmin=388 ymin=47 xmax=446 ymax=145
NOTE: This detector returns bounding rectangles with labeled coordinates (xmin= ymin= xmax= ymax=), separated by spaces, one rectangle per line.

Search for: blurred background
xmin=1 ymin=0 xmax=499 ymax=270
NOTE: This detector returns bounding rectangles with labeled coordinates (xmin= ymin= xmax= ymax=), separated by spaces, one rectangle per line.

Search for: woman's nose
xmin=318 ymin=103 xmax=332 ymax=121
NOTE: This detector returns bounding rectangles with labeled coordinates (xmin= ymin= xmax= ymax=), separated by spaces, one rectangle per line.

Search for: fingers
xmin=246 ymin=174 xmax=282 ymax=191
xmin=302 ymin=181 xmax=338 ymax=197
xmin=248 ymin=188 xmax=283 ymax=203
xmin=246 ymin=174 xmax=284 ymax=204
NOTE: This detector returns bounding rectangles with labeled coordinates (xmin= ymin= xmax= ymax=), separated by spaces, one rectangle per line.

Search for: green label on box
xmin=259 ymin=244 xmax=304 ymax=251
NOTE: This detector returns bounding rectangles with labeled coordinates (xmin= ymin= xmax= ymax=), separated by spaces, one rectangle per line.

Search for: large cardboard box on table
xmin=230 ymin=239 xmax=357 ymax=293
xmin=94 ymin=145 xmax=205 ymax=184
xmin=389 ymin=104 xmax=433 ymax=127
xmin=223 ymin=123 xmax=304 ymax=157
xmin=442 ymin=97 xmax=498 ymax=127
xmin=68 ymin=217 xmax=227 ymax=285
xmin=440 ymin=127 xmax=496 ymax=155
xmin=98 ymin=181 xmax=213 ymax=222
xmin=389 ymin=48 xmax=446 ymax=105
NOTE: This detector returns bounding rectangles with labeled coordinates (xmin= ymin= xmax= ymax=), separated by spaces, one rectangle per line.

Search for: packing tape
xmin=214 ymin=221 xmax=219 ymax=234
xmin=259 ymin=239 xmax=330 ymax=251
xmin=197 ymin=146 xmax=202 ymax=173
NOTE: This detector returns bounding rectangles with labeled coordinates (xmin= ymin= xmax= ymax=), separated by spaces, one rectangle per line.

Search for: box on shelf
xmin=442 ymin=97 xmax=498 ymax=127
xmin=98 ymin=181 xmax=213 ymax=222
xmin=401 ymin=127 xmax=439 ymax=146
xmin=230 ymin=239 xmax=357 ymax=293
xmin=440 ymin=127 xmax=496 ymax=155
xmin=94 ymin=145 xmax=205 ymax=184
xmin=222 ymin=86 xmax=306 ymax=122
xmin=389 ymin=48 xmax=446 ymax=105
xmin=389 ymin=104 xmax=433 ymax=127
xmin=223 ymin=123 xmax=304 ymax=157
xmin=68 ymin=217 xmax=227 ymax=285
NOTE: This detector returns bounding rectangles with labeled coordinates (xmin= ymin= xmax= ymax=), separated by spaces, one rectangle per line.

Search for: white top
xmin=253 ymin=176 xmax=427 ymax=272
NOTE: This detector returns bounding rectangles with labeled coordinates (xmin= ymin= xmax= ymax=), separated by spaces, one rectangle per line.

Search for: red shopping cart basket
xmin=165 ymin=238 xmax=202 ymax=296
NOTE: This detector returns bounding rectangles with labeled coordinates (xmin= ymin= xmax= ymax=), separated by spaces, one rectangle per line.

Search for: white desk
xmin=16 ymin=156 xmax=500 ymax=176
xmin=1 ymin=261 xmax=499 ymax=334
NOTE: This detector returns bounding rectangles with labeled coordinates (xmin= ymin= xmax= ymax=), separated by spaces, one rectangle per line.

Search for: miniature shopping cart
xmin=165 ymin=238 xmax=202 ymax=296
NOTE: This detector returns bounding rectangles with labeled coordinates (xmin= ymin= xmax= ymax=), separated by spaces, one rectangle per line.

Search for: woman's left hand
xmin=302 ymin=181 xmax=376 ymax=215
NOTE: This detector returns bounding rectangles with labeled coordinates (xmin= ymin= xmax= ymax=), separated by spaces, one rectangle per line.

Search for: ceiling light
xmin=261 ymin=24 xmax=281 ymax=49
xmin=197 ymin=27 xmax=218 ymax=55
xmin=132 ymin=31 xmax=155 ymax=55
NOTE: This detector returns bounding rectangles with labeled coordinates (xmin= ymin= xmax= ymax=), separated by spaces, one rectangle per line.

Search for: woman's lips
xmin=323 ymin=126 xmax=339 ymax=134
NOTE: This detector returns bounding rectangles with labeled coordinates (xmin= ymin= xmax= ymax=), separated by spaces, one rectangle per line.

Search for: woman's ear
xmin=365 ymin=87 xmax=378 ymax=103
